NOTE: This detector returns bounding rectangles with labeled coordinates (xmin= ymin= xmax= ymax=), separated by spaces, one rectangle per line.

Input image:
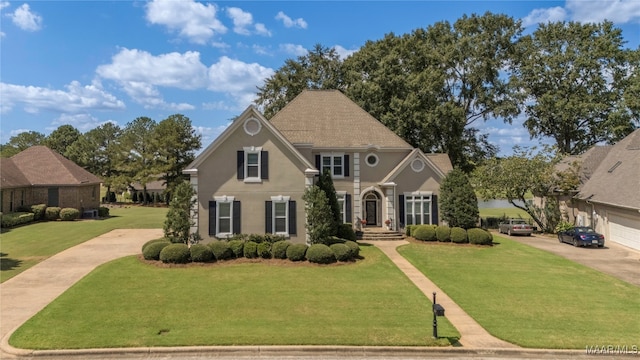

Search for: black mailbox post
xmin=432 ymin=292 xmax=445 ymax=338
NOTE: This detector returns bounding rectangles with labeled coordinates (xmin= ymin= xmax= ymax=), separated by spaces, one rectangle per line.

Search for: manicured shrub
xmin=243 ymin=241 xmax=258 ymax=258
xmin=142 ymin=238 xmax=171 ymax=252
xmin=405 ymin=225 xmax=414 ymax=236
xmin=190 ymin=244 xmax=214 ymax=262
xmin=60 ymin=208 xmax=80 ymax=221
xmin=159 ymin=243 xmax=191 ymax=264
xmin=208 ymin=241 xmax=234 ymax=260
xmin=436 ymin=225 xmax=451 ymax=242
xmin=257 ymin=242 xmax=272 ymax=259
xmin=468 ymin=228 xmax=493 ymax=245
xmin=248 ymin=233 xmax=265 ymax=243
xmin=31 ymin=204 xmax=47 ymax=221
xmin=264 ymin=233 xmax=286 ymax=243
xmin=286 ymin=243 xmax=308 ymax=262
xmin=344 ymin=240 xmax=360 ymax=258
xmin=142 ymin=241 xmax=171 ymax=260
xmin=413 ymin=225 xmax=437 ymax=241
xmin=45 ymin=207 xmax=61 ymax=221
xmin=450 ymin=227 xmax=468 ymax=243
xmin=272 ymin=240 xmax=291 ymax=259
xmin=330 ymin=243 xmax=351 ymax=262
xmin=0 ymin=212 xmax=35 ymax=228
xmin=336 ymin=223 xmax=357 ymax=241
xmin=98 ymin=206 xmax=110 ymax=217
xmin=307 ymin=244 xmax=336 ymax=264
xmin=228 ymin=240 xmax=245 ymax=258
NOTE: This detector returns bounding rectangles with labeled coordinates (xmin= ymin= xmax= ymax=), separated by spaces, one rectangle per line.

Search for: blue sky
xmin=1 ymin=1 xmax=639 ymax=156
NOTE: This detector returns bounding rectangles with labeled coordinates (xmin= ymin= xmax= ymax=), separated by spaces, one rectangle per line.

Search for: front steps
xmin=357 ymin=227 xmax=405 ymax=241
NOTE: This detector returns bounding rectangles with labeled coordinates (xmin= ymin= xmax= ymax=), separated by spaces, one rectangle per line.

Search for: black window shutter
xmin=261 ymin=151 xmax=269 ymax=179
xmin=345 ymin=194 xmax=352 ymax=224
xmin=315 ymin=154 xmax=321 ymax=170
xmin=344 ymin=154 xmax=350 ymax=177
xmin=233 ymin=200 xmax=241 ymax=234
xmin=265 ymin=201 xmax=272 ymax=233
xmin=399 ymin=195 xmax=405 ymax=227
xmin=431 ymin=194 xmax=439 ymax=225
xmin=208 ymin=201 xmax=216 ymax=236
xmin=288 ymin=201 xmax=297 ymax=235
xmin=237 ymin=151 xmax=244 ymax=179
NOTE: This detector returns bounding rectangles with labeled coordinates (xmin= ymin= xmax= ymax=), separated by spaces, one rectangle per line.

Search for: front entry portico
xmin=362 ymin=191 xmax=381 ymax=226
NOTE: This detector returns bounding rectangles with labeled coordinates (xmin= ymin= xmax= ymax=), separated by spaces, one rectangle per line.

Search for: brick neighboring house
xmin=184 ymin=90 xmax=453 ymax=243
xmin=0 ymin=146 xmax=102 ymax=213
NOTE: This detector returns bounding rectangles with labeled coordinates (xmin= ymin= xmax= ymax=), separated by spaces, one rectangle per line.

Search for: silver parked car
xmin=498 ymin=219 xmax=533 ymax=236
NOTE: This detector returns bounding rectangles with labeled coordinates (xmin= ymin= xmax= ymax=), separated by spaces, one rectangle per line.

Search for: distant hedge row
xmin=405 ymin=224 xmax=493 ymax=245
xmin=0 ymin=204 xmax=110 ymax=228
xmin=142 ymin=237 xmax=361 ymax=265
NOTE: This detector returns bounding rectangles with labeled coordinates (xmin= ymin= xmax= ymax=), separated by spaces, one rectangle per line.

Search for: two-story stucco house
xmin=184 ymin=90 xmax=452 ymax=243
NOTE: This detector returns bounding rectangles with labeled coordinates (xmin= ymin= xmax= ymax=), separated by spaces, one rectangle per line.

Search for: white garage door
xmin=609 ymin=214 xmax=640 ymax=251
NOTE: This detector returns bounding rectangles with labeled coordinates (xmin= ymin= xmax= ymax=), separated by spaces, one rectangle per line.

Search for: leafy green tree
xmin=0 ymin=131 xmax=45 ymax=157
xmin=119 ymin=117 xmax=159 ymax=204
xmin=255 ymin=44 xmax=345 ymax=119
xmin=163 ymin=181 xmax=196 ymax=244
xmin=513 ymin=21 xmax=637 ymax=155
xmin=302 ymin=185 xmax=334 ymax=245
xmin=473 ymin=146 xmax=561 ymax=232
xmin=44 ymin=125 xmax=81 ymax=157
xmin=439 ymin=168 xmax=479 ymax=228
xmin=316 ymin=169 xmax=341 ymax=234
xmin=154 ymin=114 xmax=202 ymax=199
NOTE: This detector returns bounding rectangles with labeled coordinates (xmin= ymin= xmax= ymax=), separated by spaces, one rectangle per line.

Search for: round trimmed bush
xmin=31 ymin=204 xmax=47 ymax=221
xmin=344 ymin=240 xmax=360 ymax=258
xmin=228 ymin=240 xmax=245 ymax=258
xmin=159 ymin=243 xmax=191 ymax=263
xmin=413 ymin=225 xmax=437 ymax=241
xmin=45 ymin=207 xmax=61 ymax=221
xmin=60 ymin=208 xmax=80 ymax=221
xmin=405 ymin=225 xmax=414 ymax=236
xmin=244 ymin=241 xmax=258 ymax=258
xmin=190 ymin=244 xmax=214 ymax=262
xmin=248 ymin=234 xmax=265 ymax=243
xmin=98 ymin=206 xmax=110 ymax=217
xmin=208 ymin=241 xmax=233 ymax=260
xmin=286 ymin=243 xmax=308 ymax=262
xmin=336 ymin=223 xmax=357 ymax=241
xmin=330 ymin=243 xmax=351 ymax=262
xmin=307 ymin=244 xmax=336 ymax=264
xmin=468 ymin=228 xmax=493 ymax=245
xmin=436 ymin=225 xmax=451 ymax=242
xmin=257 ymin=242 xmax=272 ymax=259
xmin=143 ymin=241 xmax=170 ymax=260
xmin=272 ymin=240 xmax=291 ymax=259
xmin=450 ymin=227 xmax=468 ymax=243
xmin=142 ymin=238 xmax=171 ymax=252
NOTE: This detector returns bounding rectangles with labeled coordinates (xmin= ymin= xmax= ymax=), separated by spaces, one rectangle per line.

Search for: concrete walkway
xmin=362 ymin=240 xmax=519 ymax=349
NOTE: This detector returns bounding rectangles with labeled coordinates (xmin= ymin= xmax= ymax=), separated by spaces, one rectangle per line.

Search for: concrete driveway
xmin=493 ymin=231 xmax=640 ymax=287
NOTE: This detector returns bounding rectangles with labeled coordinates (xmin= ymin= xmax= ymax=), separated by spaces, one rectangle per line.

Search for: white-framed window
xmin=215 ymin=196 xmax=234 ymax=237
xmin=336 ymin=191 xmax=347 ymax=223
xmin=244 ymin=146 xmax=262 ymax=182
xmin=411 ymin=158 xmax=425 ymax=172
xmin=271 ymin=195 xmax=290 ymax=235
xmin=321 ymin=153 xmax=344 ymax=178
xmin=405 ymin=192 xmax=432 ymax=226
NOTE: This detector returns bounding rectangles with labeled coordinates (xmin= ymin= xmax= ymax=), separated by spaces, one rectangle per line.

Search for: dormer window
xmin=316 ymin=153 xmax=350 ymax=178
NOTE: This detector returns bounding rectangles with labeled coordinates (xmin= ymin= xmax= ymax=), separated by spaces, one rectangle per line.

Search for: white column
xmin=353 ymin=153 xmax=361 ymax=224
xmin=382 ymin=182 xmax=396 ymax=231
xmin=304 ymin=169 xmax=319 ymax=244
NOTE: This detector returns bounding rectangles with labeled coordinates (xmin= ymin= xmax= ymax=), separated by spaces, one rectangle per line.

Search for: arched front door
xmin=363 ymin=192 xmax=380 ymax=226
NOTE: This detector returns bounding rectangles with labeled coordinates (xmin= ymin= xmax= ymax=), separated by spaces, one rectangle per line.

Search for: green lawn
xmin=10 ymin=245 xmax=459 ymax=349
xmin=0 ymin=206 xmax=167 ymax=282
xmin=478 ymin=207 xmax=531 ymax=219
xmin=397 ymin=238 xmax=640 ymax=348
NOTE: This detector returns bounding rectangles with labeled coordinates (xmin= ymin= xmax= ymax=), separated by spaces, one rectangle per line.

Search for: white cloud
xmin=0 ymin=2 xmax=9 ymax=10
xmin=146 ymin=0 xmax=227 ymax=44
xmin=226 ymin=7 xmax=271 ymax=36
xmin=207 ymin=56 xmax=274 ymax=107
xmin=275 ymin=11 xmax=307 ymax=29
xmin=254 ymin=23 xmax=271 ymax=36
xmin=253 ymin=44 xmax=271 ymax=56
xmin=194 ymin=124 xmax=229 ymax=148
xmin=522 ymin=7 xmax=567 ymax=27
xmin=50 ymin=113 xmax=115 ymax=133
xmin=333 ymin=45 xmax=357 ymax=60
xmin=280 ymin=43 xmax=307 ymax=56
xmin=7 ymin=3 xmax=42 ymax=31
xmin=0 ymin=81 xmax=125 ymax=114
xmin=566 ymin=0 xmax=640 ymax=23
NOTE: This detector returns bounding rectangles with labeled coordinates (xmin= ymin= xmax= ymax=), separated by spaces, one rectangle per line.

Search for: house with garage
xmin=0 ymin=146 xmax=102 ymax=214
xmin=184 ymin=90 xmax=452 ymax=243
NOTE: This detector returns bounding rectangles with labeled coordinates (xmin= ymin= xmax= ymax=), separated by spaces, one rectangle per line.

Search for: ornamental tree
xmin=163 ymin=181 xmax=196 ymax=244
xmin=302 ymin=185 xmax=334 ymax=245
xmin=439 ymin=168 xmax=479 ymax=228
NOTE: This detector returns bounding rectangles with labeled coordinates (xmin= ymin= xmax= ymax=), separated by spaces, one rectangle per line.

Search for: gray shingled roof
xmin=557 ymin=145 xmax=612 ymax=185
xmin=575 ymin=129 xmax=640 ymax=209
xmin=269 ymin=90 xmax=413 ymax=149
xmin=4 ymin=146 xmax=102 ymax=187
xmin=0 ymin=157 xmax=30 ymax=188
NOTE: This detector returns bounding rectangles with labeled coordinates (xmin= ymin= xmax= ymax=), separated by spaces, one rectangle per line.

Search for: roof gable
xmin=381 ymin=149 xmax=451 ymax=184
xmin=7 ymin=146 xmax=101 ymax=186
xmin=185 ymin=106 xmax=314 ymax=172
xmin=269 ymin=90 xmax=413 ymax=149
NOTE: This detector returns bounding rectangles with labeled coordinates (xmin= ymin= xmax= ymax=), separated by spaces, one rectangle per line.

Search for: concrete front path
xmin=362 ymin=240 xmax=519 ymax=349
xmin=0 ymin=229 xmax=163 ymax=346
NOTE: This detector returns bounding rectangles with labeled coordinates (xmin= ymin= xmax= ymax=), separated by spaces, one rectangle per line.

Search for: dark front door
xmin=365 ymin=200 xmax=377 ymax=225
xmin=48 ymin=187 xmax=59 ymax=207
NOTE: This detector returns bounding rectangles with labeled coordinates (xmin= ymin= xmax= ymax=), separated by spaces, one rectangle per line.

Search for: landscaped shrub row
xmin=409 ymin=224 xmax=493 ymax=245
xmin=140 ymin=237 xmax=361 ymax=264
xmin=0 ymin=212 xmax=35 ymax=228
xmin=0 ymin=204 xmax=110 ymax=228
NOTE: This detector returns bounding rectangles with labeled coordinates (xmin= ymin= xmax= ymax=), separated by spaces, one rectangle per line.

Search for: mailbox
xmin=433 ymin=303 xmax=445 ymax=317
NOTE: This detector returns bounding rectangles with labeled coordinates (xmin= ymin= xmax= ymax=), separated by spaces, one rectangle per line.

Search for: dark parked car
xmin=557 ymin=226 xmax=605 ymax=247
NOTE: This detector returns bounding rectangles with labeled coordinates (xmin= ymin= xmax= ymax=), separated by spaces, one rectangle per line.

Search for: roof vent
xmin=607 ymin=161 xmax=622 ymax=173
